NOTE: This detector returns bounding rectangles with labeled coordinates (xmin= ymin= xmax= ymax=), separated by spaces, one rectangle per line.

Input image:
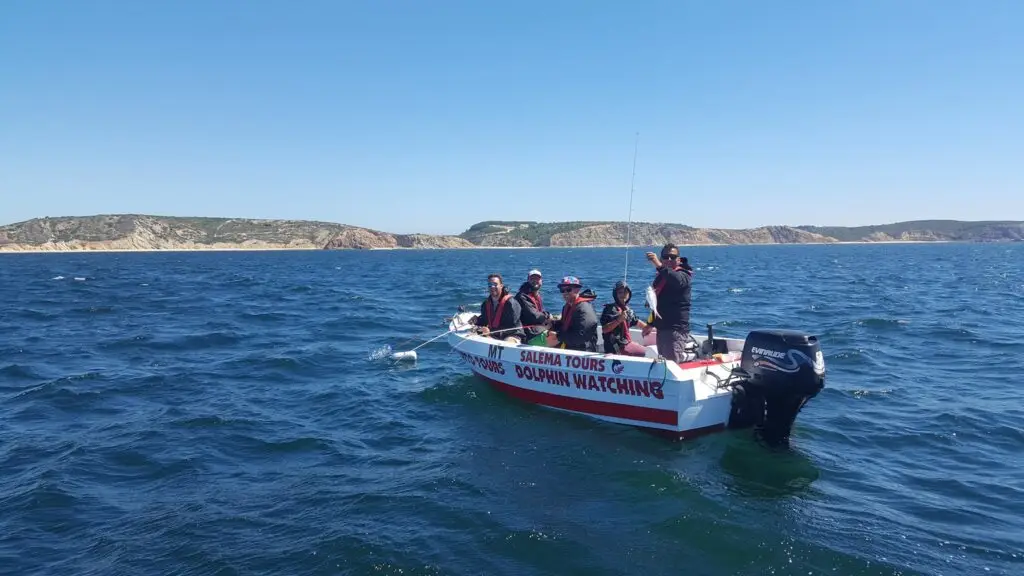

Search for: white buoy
xmin=390 ymin=350 xmax=417 ymax=362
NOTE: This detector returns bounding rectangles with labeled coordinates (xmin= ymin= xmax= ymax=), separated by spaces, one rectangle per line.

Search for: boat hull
xmin=446 ymin=312 xmax=746 ymax=440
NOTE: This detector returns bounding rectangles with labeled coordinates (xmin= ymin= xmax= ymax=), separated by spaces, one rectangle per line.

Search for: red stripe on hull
xmin=474 ymin=373 xmax=679 ymax=426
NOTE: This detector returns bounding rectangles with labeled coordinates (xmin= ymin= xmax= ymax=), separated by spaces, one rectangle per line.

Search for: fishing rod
xmin=388 ymin=322 xmax=551 ymax=362
xmin=623 ymin=131 xmax=639 ymax=284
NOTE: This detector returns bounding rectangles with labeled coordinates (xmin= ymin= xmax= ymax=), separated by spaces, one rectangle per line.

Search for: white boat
xmin=446 ymin=310 xmax=826 ymax=446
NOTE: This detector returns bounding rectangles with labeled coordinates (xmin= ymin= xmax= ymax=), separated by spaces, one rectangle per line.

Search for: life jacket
xmin=652 ymin=264 xmax=684 ymax=295
xmin=485 ymin=294 xmax=511 ymax=330
xmin=524 ymin=290 xmax=543 ymax=313
xmin=649 ymin=265 xmax=692 ymax=323
xmin=560 ymin=294 xmax=595 ymax=332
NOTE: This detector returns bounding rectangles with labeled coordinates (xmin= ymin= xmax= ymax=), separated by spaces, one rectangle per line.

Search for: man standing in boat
xmin=515 ymin=269 xmax=552 ymax=346
xmin=642 ymin=243 xmax=693 ymax=362
xmin=545 ymin=276 xmax=599 ymax=352
xmin=471 ymin=273 xmax=525 ymax=343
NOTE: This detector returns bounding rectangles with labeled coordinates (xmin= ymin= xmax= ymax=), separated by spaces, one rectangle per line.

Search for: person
xmin=515 ymin=269 xmax=552 ymax=346
xmin=472 ymin=273 xmax=524 ymax=343
xmin=600 ymin=280 xmax=648 ymax=356
xmin=641 ymin=243 xmax=693 ymax=362
xmin=545 ymin=276 xmax=599 ymax=352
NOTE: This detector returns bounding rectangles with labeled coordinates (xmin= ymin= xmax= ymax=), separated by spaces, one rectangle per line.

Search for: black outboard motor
xmin=727 ymin=329 xmax=826 ymax=447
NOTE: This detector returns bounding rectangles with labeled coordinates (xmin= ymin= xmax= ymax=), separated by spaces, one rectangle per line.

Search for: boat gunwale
xmin=447 ymin=323 xmax=743 ymax=374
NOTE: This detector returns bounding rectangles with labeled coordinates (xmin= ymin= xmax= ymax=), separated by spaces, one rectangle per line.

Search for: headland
xmin=1 ymin=214 xmax=1021 ymax=252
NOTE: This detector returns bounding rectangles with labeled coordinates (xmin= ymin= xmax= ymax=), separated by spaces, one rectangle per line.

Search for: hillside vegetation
xmin=457 ymin=219 xmax=1024 ymax=246
xmin=0 ymin=214 xmax=472 ymax=251
xmin=1 ymin=214 xmax=1021 ymax=252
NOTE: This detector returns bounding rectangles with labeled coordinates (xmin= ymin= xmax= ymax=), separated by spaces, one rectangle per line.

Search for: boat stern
xmin=725 ymin=329 xmax=826 ymax=446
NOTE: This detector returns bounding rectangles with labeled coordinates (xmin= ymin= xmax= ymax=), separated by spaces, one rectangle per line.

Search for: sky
xmin=1 ymin=0 xmax=1022 ymax=235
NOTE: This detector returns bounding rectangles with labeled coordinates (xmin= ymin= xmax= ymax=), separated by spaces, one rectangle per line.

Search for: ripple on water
xmin=1 ymin=245 xmax=1023 ymax=575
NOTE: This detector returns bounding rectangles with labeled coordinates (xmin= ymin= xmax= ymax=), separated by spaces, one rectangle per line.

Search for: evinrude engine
xmin=727 ymin=329 xmax=826 ymax=447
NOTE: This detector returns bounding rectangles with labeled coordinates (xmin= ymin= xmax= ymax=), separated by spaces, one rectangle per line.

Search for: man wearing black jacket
xmin=545 ymin=276 xmax=599 ymax=352
xmin=515 ymin=269 xmax=552 ymax=345
xmin=472 ymin=273 xmax=524 ymax=343
xmin=641 ymin=243 xmax=693 ymax=362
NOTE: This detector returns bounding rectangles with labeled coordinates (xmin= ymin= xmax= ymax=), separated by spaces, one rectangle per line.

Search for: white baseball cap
xmin=528 ymin=269 xmax=542 ymax=278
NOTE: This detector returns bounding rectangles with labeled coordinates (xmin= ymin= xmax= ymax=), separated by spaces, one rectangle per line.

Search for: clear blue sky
xmin=2 ymin=1 xmax=1021 ymax=235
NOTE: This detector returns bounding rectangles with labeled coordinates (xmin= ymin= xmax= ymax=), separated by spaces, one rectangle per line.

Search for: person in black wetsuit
xmin=600 ymin=280 xmax=648 ymax=356
xmin=515 ymin=268 xmax=552 ymax=345
xmin=471 ymin=273 xmax=524 ymax=343
xmin=545 ymin=276 xmax=598 ymax=352
xmin=641 ymin=243 xmax=693 ymax=362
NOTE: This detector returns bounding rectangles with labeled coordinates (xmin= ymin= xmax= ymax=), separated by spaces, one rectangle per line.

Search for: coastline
xmin=0 ymin=239 xmax=959 ymax=254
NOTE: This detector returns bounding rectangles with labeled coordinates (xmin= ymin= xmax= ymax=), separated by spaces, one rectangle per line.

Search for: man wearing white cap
xmin=515 ymin=268 xmax=552 ymax=345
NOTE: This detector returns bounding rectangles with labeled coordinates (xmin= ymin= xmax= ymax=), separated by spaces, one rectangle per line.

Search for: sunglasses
xmin=488 ymin=282 xmax=500 ymax=288
xmin=559 ymin=287 xmax=576 ymax=293
xmin=662 ymin=254 xmax=679 ymax=260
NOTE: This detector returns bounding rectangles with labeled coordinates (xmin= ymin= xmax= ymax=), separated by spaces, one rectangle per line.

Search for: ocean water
xmin=1 ymin=243 xmax=1022 ymax=576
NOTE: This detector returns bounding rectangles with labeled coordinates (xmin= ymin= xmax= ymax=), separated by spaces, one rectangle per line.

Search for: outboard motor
xmin=727 ymin=329 xmax=826 ymax=447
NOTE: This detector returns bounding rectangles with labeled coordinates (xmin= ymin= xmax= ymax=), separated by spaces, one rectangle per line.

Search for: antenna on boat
xmin=623 ymin=131 xmax=639 ymax=283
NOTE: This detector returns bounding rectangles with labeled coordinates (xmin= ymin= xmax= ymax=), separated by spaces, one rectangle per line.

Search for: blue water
xmin=1 ymin=243 xmax=1022 ymax=575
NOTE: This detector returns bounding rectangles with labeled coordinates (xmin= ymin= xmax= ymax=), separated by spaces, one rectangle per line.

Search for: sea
xmin=1 ymin=243 xmax=1022 ymax=576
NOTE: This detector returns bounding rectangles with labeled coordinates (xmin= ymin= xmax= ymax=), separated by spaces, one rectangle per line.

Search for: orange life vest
xmin=485 ymin=294 xmax=511 ymax=330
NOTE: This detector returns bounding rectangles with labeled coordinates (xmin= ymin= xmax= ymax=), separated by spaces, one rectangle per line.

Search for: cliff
xmin=1 ymin=214 xmax=1021 ymax=252
xmin=320 ymin=228 xmax=474 ymax=250
xmin=458 ymin=219 xmax=1024 ymax=246
xmin=0 ymin=214 xmax=471 ymax=252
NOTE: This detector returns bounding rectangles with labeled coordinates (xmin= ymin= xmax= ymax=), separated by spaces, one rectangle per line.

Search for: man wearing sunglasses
xmin=545 ymin=276 xmax=599 ymax=351
xmin=472 ymin=273 xmax=525 ymax=343
xmin=641 ymin=243 xmax=693 ymax=363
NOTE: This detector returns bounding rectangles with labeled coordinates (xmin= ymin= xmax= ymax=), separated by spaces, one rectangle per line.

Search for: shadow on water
xmin=715 ymin=434 xmax=822 ymax=499
xmin=432 ymin=368 xmax=823 ymax=500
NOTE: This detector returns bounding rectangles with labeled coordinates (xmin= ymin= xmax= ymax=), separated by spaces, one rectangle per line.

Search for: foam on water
xmin=368 ymin=344 xmax=394 ymax=361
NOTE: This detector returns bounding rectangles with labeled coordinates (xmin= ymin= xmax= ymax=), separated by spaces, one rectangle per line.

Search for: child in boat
xmin=600 ymin=280 xmax=648 ymax=357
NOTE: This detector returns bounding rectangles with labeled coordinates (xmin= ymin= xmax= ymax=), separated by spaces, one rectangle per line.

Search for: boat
xmin=445 ymin=311 xmax=826 ymax=446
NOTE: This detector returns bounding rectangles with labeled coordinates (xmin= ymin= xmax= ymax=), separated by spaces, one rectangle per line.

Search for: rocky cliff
xmin=1 ymin=214 xmax=1020 ymax=252
xmin=544 ymin=222 xmax=835 ymax=247
xmin=320 ymin=228 xmax=474 ymax=250
xmin=0 ymin=215 xmax=470 ymax=252
xmin=460 ymin=219 xmax=1024 ymax=246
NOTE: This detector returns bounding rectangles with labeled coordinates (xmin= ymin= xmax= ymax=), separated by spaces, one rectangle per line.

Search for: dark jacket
xmin=600 ymin=280 xmax=640 ymax=354
xmin=475 ymin=289 xmax=525 ymax=341
xmin=556 ymin=288 xmax=599 ymax=352
xmin=650 ymin=263 xmax=692 ymax=332
xmin=515 ymin=281 xmax=550 ymax=340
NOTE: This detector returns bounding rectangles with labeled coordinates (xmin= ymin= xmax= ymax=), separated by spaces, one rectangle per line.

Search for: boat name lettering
xmin=513 ymin=365 xmax=663 ymax=399
xmin=520 ymin=350 xmax=562 ymax=366
xmin=488 ymin=344 xmax=504 ymax=359
xmin=751 ymin=346 xmax=786 ymax=359
xmin=565 ymin=356 xmax=605 ymax=372
xmin=515 ymin=365 xmax=570 ymax=387
xmin=519 ymin=350 xmax=606 ymax=372
xmin=459 ymin=351 xmax=506 ymax=375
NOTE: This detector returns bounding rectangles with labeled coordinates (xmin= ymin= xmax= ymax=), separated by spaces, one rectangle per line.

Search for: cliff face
xmin=0 ymin=215 xmax=469 ymax=251
xmin=1 ymin=214 xmax=1020 ymax=252
xmin=321 ymin=229 xmax=474 ymax=249
xmin=461 ymin=219 xmax=1024 ymax=246
xmin=796 ymin=221 xmax=1024 ymax=242
xmin=545 ymin=223 xmax=835 ymax=246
